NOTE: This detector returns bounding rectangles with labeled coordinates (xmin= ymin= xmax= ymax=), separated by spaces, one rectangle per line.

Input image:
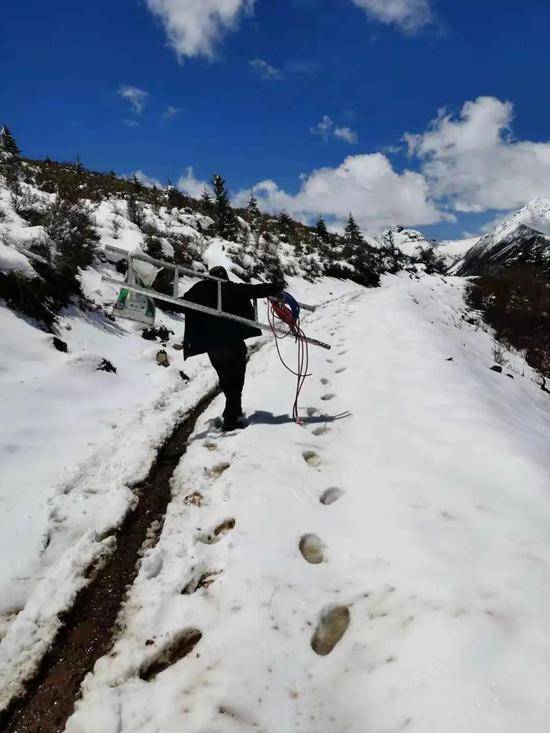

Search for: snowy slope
xmin=0 ymin=281 xmax=214 ymax=691
xmin=437 ymin=237 xmax=478 ymax=267
xmin=455 ymin=197 xmax=550 ymax=275
xmin=61 ymin=275 xmax=550 ymax=733
xmin=376 ymin=226 xmax=437 ymax=257
xmin=0 ymin=188 xmax=214 ymax=663
xmin=0 ymin=268 xmax=358 ymax=708
xmin=375 ymin=225 xmax=472 ymax=270
xmin=0 ymin=173 xmax=360 ymax=701
xmin=483 ymin=197 xmax=550 ymax=241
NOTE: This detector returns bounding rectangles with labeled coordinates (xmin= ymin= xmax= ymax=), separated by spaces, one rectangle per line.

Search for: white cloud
xmin=334 ymin=126 xmax=358 ymax=144
xmin=250 ymin=59 xmax=319 ymax=81
xmin=122 ymin=119 xmax=140 ymax=128
xmin=132 ymin=170 xmax=163 ymax=188
xmin=310 ymin=116 xmax=358 ymax=144
xmin=249 ymin=58 xmax=282 ymax=80
xmin=145 ymin=0 xmax=254 ymax=60
xmin=405 ymin=96 xmax=550 ymax=212
xmin=350 ymin=0 xmax=433 ymax=33
xmin=162 ymin=105 xmax=181 ymax=120
xmin=310 ymin=116 xmax=334 ymax=142
xmin=235 ymin=153 xmax=448 ymax=233
xmin=118 ymin=85 xmax=148 ymax=114
xmin=381 ymin=143 xmax=403 ymax=154
xmin=177 ymin=167 xmax=211 ymax=197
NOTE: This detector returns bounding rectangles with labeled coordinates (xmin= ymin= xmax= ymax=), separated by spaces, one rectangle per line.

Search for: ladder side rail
xmin=102 ymin=276 xmax=331 ymax=350
xmin=105 ymin=246 xmax=318 ymax=310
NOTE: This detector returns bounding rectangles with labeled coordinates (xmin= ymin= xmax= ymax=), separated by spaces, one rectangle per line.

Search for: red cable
xmin=267 ymin=298 xmax=310 ymax=424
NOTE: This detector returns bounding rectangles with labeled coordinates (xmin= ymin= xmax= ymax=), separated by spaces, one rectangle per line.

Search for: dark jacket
xmin=182 ymin=279 xmax=284 ymax=358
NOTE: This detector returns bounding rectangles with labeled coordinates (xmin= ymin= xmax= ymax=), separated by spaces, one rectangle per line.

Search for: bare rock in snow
xmin=52 ymin=336 xmax=68 ymax=353
xmin=96 ymin=358 xmax=116 ymax=373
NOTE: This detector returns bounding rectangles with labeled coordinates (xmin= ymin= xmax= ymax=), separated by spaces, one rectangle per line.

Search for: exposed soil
xmin=0 ymin=387 xmax=219 ymax=733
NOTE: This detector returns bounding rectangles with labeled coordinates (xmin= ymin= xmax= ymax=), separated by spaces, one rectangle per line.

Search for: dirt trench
xmin=0 ymin=387 xmax=220 ymax=733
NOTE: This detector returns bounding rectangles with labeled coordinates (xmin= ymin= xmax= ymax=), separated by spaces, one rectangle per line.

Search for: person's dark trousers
xmin=208 ymin=341 xmax=247 ymax=424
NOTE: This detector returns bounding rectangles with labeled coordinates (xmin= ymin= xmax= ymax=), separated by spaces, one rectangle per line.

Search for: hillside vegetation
xmin=0 ymin=126 xmax=446 ymax=330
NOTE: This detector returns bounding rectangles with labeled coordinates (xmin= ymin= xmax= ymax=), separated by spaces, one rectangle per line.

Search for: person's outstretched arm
xmin=232 ymin=279 xmax=286 ymax=299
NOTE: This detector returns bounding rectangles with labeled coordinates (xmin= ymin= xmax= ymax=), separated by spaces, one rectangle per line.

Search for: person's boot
xmin=222 ymin=414 xmax=249 ymax=432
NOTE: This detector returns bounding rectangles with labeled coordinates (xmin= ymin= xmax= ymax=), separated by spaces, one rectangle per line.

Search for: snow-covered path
xmin=64 ymin=275 xmax=550 ymax=733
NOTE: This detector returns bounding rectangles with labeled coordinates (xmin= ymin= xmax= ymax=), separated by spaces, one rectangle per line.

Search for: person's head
xmin=209 ymin=266 xmax=229 ymax=281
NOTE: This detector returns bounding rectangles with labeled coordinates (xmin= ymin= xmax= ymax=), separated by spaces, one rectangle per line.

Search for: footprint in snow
xmin=311 ymin=605 xmax=350 ymax=656
xmin=335 ymin=367 xmax=347 ymax=374
xmin=208 ymin=462 xmax=231 ymax=478
xmin=306 ymin=406 xmax=320 ymax=417
xmin=139 ymin=629 xmax=202 ymax=681
xmin=320 ymin=393 xmax=336 ymax=401
xmin=320 ymin=487 xmax=345 ymax=505
xmin=198 ymin=518 xmax=236 ymax=545
xmin=299 ymin=534 xmax=324 ymax=564
xmin=182 ymin=566 xmax=220 ymax=594
xmin=320 ymin=378 xmax=330 ymax=386
xmin=183 ymin=491 xmax=204 ymax=507
xmin=338 ymin=350 xmax=347 ymax=356
xmin=303 ymin=450 xmax=322 ymax=468
xmin=311 ymin=425 xmax=330 ymax=437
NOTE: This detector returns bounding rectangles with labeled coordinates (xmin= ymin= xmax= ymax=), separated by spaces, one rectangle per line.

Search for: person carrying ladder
xmin=182 ymin=266 xmax=285 ymax=431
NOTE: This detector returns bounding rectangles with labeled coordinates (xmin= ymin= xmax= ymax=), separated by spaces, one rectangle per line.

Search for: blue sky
xmin=2 ymin=0 xmax=550 ymax=238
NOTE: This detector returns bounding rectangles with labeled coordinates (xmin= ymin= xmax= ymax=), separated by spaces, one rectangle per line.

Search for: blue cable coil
xmin=281 ymin=291 xmax=300 ymax=322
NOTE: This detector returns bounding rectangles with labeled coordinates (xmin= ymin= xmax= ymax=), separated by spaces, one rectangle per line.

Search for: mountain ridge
xmin=455 ymin=197 xmax=550 ymax=276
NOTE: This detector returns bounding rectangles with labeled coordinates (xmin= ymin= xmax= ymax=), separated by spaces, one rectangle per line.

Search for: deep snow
xmin=2 ymin=179 xmax=550 ymax=730
xmin=58 ymin=274 xmax=550 ymax=733
xmin=0 ymin=259 xmax=356 ymax=709
xmin=0 ymin=180 xmax=358 ymax=707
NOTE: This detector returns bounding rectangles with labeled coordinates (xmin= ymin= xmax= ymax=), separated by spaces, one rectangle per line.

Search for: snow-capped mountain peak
xmin=455 ymin=197 xmax=550 ymax=276
xmin=489 ymin=197 xmax=550 ymax=242
xmin=375 ymin=225 xmax=437 ymax=257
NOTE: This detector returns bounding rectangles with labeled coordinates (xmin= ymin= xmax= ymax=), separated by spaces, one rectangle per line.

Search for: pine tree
xmin=200 ymin=186 xmax=213 ymax=212
xmin=342 ymin=213 xmax=381 ymax=287
xmin=0 ymin=126 xmax=20 ymax=158
xmin=344 ymin=213 xmax=363 ymax=245
xmin=131 ymin=173 xmax=144 ymax=194
xmin=211 ymin=173 xmax=238 ymax=239
xmin=343 ymin=213 xmax=363 ymax=257
xmin=277 ymin=211 xmax=295 ymax=238
xmin=167 ymin=184 xmax=185 ymax=210
xmin=315 ymin=216 xmax=329 ymax=242
xmin=245 ymin=192 xmax=261 ymax=223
